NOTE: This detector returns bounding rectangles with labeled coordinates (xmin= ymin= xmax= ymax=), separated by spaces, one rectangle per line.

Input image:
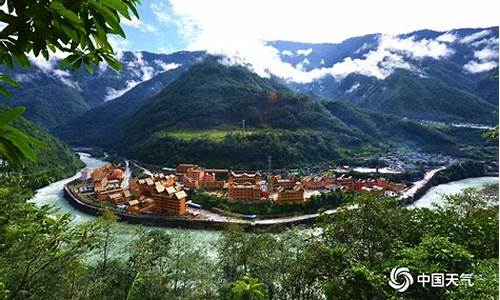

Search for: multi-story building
xmin=272 ymin=175 xmax=298 ymax=190
xmin=176 ymin=164 xmax=198 ymax=174
xmin=276 ymin=184 xmax=304 ymax=204
xmin=337 ymin=175 xmax=354 ymax=190
xmin=301 ymin=175 xmax=324 ymax=190
xmin=228 ymin=183 xmax=262 ymax=201
xmin=151 ymin=188 xmax=187 ymax=215
xmin=228 ymin=171 xmax=261 ymax=185
xmin=201 ymin=179 xmax=225 ymax=190
xmin=227 ymin=171 xmax=262 ymax=201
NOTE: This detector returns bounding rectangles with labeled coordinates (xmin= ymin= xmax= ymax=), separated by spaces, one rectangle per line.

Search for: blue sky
xmin=117 ymin=1 xmax=189 ymax=54
xmin=118 ymin=0 xmax=499 ymax=55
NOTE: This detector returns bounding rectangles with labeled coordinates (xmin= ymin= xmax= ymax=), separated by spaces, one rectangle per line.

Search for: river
xmin=411 ymin=176 xmax=499 ymax=208
xmin=30 ymin=153 xmax=220 ymax=251
xmin=30 ymin=154 xmax=498 ymax=245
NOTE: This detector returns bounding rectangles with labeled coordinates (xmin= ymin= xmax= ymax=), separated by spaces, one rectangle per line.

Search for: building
xmin=127 ymin=197 xmax=156 ymax=213
xmin=276 ymin=184 xmax=304 ymax=204
xmin=337 ymin=175 xmax=354 ymax=190
xmin=301 ymin=175 xmax=323 ymax=190
xmin=228 ymin=183 xmax=262 ymax=201
xmin=376 ymin=178 xmax=407 ymax=193
xmin=227 ymin=171 xmax=262 ymax=201
xmin=228 ymin=171 xmax=261 ymax=185
xmin=151 ymin=189 xmax=187 ymax=215
xmin=272 ymin=174 xmax=298 ymax=190
xmin=201 ymin=179 xmax=225 ymax=190
xmin=176 ymin=164 xmax=199 ymax=176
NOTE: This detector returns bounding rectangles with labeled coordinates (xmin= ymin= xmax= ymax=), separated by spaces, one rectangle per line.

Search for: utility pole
xmin=242 ymin=119 xmax=246 ymax=133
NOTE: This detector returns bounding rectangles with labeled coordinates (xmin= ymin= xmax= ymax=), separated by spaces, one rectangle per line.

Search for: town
xmin=70 ymin=162 xmax=409 ymax=218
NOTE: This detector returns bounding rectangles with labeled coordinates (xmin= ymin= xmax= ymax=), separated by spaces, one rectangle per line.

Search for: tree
xmin=231 ymin=277 xmax=267 ymax=300
xmin=96 ymin=209 xmax=118 ymax=276
xmin=0 ymin=0 xmax=140 ymax=165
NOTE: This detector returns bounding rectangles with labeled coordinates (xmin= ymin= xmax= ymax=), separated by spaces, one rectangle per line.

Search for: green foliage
xmin=66 ymin=57 xmax=476 ymax=169
xmin=0 ymin=107 xmax=43 ymax=166
xmin=394 ymin=235 xmax=474 ymax=299
xmin=0 ymin=0 xmax=140 ymax=79
xmin=0 ymin=0 xmax=140 ymax=166
xmin=343 ymin=68 xmax=498 ymax=124
xmin=129 ymin=130 xmax=354 ymax=169
xmin=231 ymin=277 xmax=267 ymax=300
xmin=0 ymin=179 xmax=497 ymax=299
xmin=483 ymin=125 xmax=499 ymax=141
xmin=432 ymin=160 xmax=486 ymax=185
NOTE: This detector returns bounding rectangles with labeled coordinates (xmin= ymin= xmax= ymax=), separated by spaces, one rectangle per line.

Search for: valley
xmin=0 ymin=0 xmax=498 ymax=297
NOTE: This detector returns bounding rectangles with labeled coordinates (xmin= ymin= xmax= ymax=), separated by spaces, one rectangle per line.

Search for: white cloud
xmin=463 ymin=60 xmax=498 ymax=73
xmin=121 ymin=16 xmax=157 ymax=32
xmin=151 ymin=1 xmax=200 ymax=42
xmin=471 ymin=37 xmax=499 ymax=48
xmin=201 ymin=34 xmax=453 ymax=82
xmin=474 ymin=48 xmax=498 ymax=61
xmin=381 ymin=35 xmax=454 ymax=59
xmin=296 ymin=48 xmax=313 ymax=56
xmin=52 ymin=69 xmax=81 ymax=90
xmin=108 ymin=36 xmax=131 ymax=60
xmin=296 ymin=58 xmax=310 ymax=71
xmin=166 ymin=0 xmax=499 ymax=45
xmin=160 ymin=0 xmax=462 ymax=82
xmin=460 ymin=30 xmax=491 ymax=44
xmin=463 ymin=39 xmax=499 ymax=73
xmin=436 ymin=32 xmax=457 ymax=43
xmin=27 ymin=52 xmax=83 ymax=89
xmin=104 ymin=80 xmax=141 ymax=101
xmin=105 ymin=52 xmax=178 ymax=101
xmin=155 ymin=61 xmax=182 ymax=71
xmin=346 ymin=83 xmax=360 ymax=93
xmin=281 ymin=50 xmax=293 ymax=56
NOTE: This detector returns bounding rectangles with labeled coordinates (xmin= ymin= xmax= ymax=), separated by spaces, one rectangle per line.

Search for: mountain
xmin=1 ymin=51 xmax=205 ymax=129
xmin=269 ymin=27 xmax=499 ymax=123
xmin=56 ymin=57 xmax=467 ymax=169
xmin=3 ymin=27 xmax=498 ymax=131
xmin=5 ymin=115 xmax=84 ymax=187
xmin=53 ymin=60 xmax=200 ymax=147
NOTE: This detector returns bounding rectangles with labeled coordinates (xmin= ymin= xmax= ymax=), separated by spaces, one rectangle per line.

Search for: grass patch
xmin=159 ymin=129 xmax=260 ymax=141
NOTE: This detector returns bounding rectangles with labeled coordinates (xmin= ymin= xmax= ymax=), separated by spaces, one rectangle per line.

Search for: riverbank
xmin=62 ymin=162 xmax=498 ymax=230
xmin=411 ymin=176 xmax=498 ymax=208
xmin=63 ymin=181 xmax=331 ymax=230
xmin=400 ymin=160 xmax=498 ymax=204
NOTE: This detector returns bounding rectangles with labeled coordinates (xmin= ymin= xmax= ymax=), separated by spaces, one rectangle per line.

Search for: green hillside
xmin=117 ymin=58 xmax=462 ymax=168
xmin=54 ymin=66 xmax=188 ymax=147
xmin=8 ymin=116 xmax=83 ymax=188
xmin=347 ymin=69 xmax=498 ymax=124
xmin=1 ymin=80 xmax=90 ymax=129
xmin=124 ymin=57 xmax=354 ymax=143
xmin=54 ymin=57 xmax=493 ymax=169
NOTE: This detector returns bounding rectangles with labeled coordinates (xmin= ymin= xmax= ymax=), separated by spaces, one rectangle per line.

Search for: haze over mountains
xmin=1 ymin=26 xmax=498 ymax=167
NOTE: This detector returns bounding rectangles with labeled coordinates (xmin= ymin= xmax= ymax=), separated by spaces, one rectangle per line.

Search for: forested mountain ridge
xmin=0 ymin=111 xmax=83 ymax=188
xmin=2 ymin=27 xmax=498 ymax=131
xmin=0 ymin=51 xmax=205 ymax=129
xmin=271 ymin=27 xmax=499 ymax=123
xmin=55 ymin=57 xmax=473 ymax=169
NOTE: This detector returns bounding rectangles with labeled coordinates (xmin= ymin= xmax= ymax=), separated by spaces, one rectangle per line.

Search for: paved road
xmin=188 ymin=206 xmax=341 ymax=225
